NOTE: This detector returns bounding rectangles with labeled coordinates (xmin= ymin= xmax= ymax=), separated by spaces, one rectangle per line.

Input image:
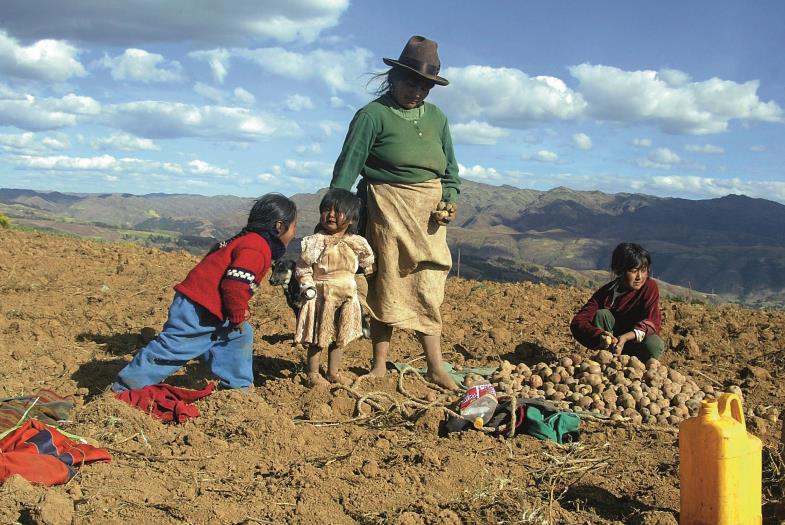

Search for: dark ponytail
xmin=209 ymin=193 xmax=296 ymax=259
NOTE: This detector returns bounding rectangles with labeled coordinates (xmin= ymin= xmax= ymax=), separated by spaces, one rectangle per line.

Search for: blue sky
xmin=1 ymin=1 xmax=783 ymax=202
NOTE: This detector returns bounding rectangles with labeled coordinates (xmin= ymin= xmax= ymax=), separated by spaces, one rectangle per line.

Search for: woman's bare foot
xmin=326 ymin=372 xmax=352 ymax=385
xmin=306 ymin=372 xmax=329 ymax=388
xmin=425 ymin=369 xmax=460 ymax=391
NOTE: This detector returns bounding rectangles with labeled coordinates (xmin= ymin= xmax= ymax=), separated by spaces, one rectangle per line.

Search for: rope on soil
xmin=294 ymin=366 xmax=464 ymax=427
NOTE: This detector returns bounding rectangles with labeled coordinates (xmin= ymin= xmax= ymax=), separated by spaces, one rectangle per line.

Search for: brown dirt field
xmin=1 ymin=228 xmax=784 ymax=525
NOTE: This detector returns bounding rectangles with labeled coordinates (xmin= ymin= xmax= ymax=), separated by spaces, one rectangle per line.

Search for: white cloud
xmin=0 ymin=132 xmax=36 ymax=150
xmin=572 ymin=132 xmax=592 ymax=150
xmin=91 ymin=132 xmax=160 ymax=151
xmin=570 ymin=63 xmax=783 ymax=134
xmin=96 ymin=48 xmax=184 ymax=83
xmin=450 ymin=120 xmax=509 ymax=145
xmin=0 ymin=131 xmax=69 ymax=153
xmin=330 ymin=96 xmax=346 ymax=109
xmin=187 ymin=159 xmax=230 ymax=176
xmin=256 ymin=173 xmax=275 ymax=182
xmin=233 ymin=87 xmax=255 ymax=106
xmin=436 ymin=65 xmax=586 ymax=127
xmin=41 ymin=135 xmax=70 ymax=150
xmin=637 ymin=147 xmax=681 ymax=170
xmin=296 ymin=142 xmax=322 ymax=155
xmin=189 ymin=49 xmax=231 ymax=83
xmin=685 ymin=143 xmax=724 ymax=154
xmin=525 ymin=150 xmax=560 ymax=163
xmin=632 ymin=138 xmax=652 ymax=148
xmin=319 ymin=120 xmax=344 ymax=137
xmin=0 ymin=31 xmax=85 ymax=82
xmin=104 ymin=100 xmax=301 ymax=141
xmin=233 ymin=46 xmax=373 ymax=94
xmin=13 ymin=152 xmax=233 ymax=179
xmin=458 ymin=163 xmax=505 ymax=181
xmin=750 ymin=145 xmax=766 ymax=152
xmin=282 ymin=159 xmax=333 ymax=179
xmin=651 ymin=147 xmax=681 ymax=164
xmin=194 ymin=83 xmax=256 ymax=107
xmin=285 ymin=94 xmax=314 ymax=111
xmin=2 ymin=1 xmax=350 ymax=45
xmin=194 ymin=82 xmax=226 ymax=104
xmin=646 ymin=175 xmax=785 ymax=202
xmin=0 ymin=86 xmax=100 ymax=131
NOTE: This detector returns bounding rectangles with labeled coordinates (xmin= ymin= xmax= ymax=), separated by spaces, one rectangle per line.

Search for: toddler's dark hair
xmin=319 ymin=188 xmax=360 ymax=234
xmin=611 ymin=242 xmax=651 ymax=276
xmin=209 ymin=193 xmax=296 ymax=254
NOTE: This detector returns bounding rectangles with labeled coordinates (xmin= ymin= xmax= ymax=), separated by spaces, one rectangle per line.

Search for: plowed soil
xmin=1 ymin=228 xmax=784 ymax=525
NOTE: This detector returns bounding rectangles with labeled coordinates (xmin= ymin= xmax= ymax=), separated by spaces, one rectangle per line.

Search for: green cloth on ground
xmin=393 ymin=361 xmax=497 ymax=386
xmin=523 ymin=403 xmax=581 ymax=444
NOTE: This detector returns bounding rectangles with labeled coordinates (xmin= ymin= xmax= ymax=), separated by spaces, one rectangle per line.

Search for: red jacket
xmin=175 ymin=233 xmax=272 ymax=323
xmin=570 ymin=278 xmax=661 ymax=349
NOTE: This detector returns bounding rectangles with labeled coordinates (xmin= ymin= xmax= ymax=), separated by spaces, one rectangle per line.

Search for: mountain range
xmin=2 ymin=182 xmax=784 ymax=306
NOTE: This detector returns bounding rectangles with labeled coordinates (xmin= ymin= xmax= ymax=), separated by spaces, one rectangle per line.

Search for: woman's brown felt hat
xmin=383 ymin=35 xmax=449 ymax=86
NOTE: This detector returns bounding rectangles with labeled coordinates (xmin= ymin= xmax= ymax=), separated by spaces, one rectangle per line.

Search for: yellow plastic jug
xmin=679 ymin=393 xmax=762 ymax=525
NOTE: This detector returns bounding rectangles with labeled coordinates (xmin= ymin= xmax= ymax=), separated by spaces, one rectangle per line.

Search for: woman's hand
xmin=431 ymin=201 xmax=457 ymax=225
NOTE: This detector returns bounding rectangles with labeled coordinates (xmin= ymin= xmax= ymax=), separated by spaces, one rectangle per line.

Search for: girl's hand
xmin=611 ymin=332 xmax=635 ymax=354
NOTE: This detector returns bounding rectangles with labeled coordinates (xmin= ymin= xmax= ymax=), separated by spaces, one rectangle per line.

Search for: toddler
xmin=112 ymin=193 xmax=297 ymax=392
xmin=295 ymin=188 xmax=374 ymax=387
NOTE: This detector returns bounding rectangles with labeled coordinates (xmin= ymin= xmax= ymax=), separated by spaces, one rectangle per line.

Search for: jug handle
xmin=717 ymin=393 xmax=745 ymax=429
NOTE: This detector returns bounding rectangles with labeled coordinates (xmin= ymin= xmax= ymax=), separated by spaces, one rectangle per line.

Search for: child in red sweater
xmin=570 ymin=242 xmax=664 ymax=361
xmin=111 ymin=194 xmax=297 ymax=392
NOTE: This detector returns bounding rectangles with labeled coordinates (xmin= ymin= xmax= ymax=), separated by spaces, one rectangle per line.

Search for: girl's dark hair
xmin=208 ymin=193 xmax=296 ymax=254
xmin=611 ymin=242 xmax=651 ymax=275
xmin=368 ymin=67 xmax=433 ymax=97
xmin=247 ymin=193 xmax=297 ymax=232
xmin=319 ymin=188 xmax=360 ymax=234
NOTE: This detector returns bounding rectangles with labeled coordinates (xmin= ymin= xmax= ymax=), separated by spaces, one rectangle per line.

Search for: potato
xmin=548 ymin=372 xmax=562 ymax=384
xmin=578 ymin=396 xmax=593 ymax=409
xmin=559 ymin=356 xmax=573 ymax=368
xmin=595 ymin=350 xmax=614 ymax=365
xmin=529 ymin=374 xmax=543 ymax=389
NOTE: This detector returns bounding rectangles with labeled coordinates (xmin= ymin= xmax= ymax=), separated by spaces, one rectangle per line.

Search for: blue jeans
xmin=112 ymin=293 xmax=254 ymax=392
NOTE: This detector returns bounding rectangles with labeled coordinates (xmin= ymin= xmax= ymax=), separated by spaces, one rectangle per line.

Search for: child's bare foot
xmin=306 ymin=372 xmax=329 ymax=388
xmin=326 ymin=372 xmax=352 ymax=385
xmin=425 ymin=369 xmax=460 ymax=391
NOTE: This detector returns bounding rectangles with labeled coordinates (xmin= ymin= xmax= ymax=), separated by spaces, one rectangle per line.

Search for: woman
xmin=570 ymin=242 xmax=665 ymax=361
xmin=330 ymin=36 xmax=460 ymax=390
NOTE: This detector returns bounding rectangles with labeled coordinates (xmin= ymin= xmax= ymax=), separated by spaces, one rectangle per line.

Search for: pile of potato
xmin=484 ymin=350 xmax=716 ymax=425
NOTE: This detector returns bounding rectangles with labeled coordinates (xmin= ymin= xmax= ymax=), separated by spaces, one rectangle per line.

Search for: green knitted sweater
xmin=330 ymin=94 xmax=460 ymax=203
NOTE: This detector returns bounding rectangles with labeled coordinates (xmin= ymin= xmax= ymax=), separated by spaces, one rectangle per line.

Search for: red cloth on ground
xmin=114 ymin=383 xmax=216 ymax=424
xmin=0 ymin=420 xmax=111 ymax=485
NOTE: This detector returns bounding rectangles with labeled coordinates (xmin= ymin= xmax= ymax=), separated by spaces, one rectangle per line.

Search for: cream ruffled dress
xmin=294 ymin=233 xmax=375 ymax=348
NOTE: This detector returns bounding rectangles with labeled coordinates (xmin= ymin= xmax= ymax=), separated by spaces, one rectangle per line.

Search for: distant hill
xmin=3 ymin=182 xmax=784 ymax=306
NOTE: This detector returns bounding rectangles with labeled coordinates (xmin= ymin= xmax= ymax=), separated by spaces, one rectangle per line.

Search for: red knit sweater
xmin=570 ymin=278 xmax=661 ymax=349
xmin=174 ymin=233 xmax=272 ymax=323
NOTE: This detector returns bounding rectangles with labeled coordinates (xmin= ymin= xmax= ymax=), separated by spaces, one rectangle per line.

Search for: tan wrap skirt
xmin=365 ymin=179 xmax=451 ymax=335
